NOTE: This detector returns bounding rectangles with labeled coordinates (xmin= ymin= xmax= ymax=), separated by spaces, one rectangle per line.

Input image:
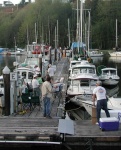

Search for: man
xmin=32 ymin=74 xmax=40 ymax=97
xmin=92 ymin=80 xmax=110 ymax=124
xmin=47 ymin=64 xmax=55 ymax=79
xmin=41 ymin=76 xmax=53 ymax=119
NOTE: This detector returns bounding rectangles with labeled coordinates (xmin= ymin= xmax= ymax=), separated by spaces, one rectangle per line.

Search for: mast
xmin=77 ymin=0 xmax=79 ymax=53
xmin=116 ymin=19 xmax=118 ymax=48
xmin=68 ymin=18 xmax=71 ymax=47
xmin=87 ymin=11 xmax=90 ymax=55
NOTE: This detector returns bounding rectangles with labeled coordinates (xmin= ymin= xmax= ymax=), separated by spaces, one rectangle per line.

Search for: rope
xmin=66 ymin=106 xmax=82 ymax=112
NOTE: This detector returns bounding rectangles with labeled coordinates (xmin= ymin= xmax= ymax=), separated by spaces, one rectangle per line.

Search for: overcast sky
xmin=0 ymin=0 xmax=35 ymax=5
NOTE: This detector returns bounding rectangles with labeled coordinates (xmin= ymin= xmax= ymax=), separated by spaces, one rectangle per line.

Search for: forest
xmin=0 ymin=0 xmax=120 ymax=50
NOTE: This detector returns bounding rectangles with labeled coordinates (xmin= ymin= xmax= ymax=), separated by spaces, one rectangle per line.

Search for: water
xmin=92 ymin=51 xmax=121 ymax=97
xmin=0 ymin=55 xmax=26 ymax=74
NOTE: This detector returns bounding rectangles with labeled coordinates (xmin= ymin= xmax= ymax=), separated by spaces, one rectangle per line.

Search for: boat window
xmin=88 ymin=69 xmax=95 ymax=74
xmin=80 ymin=80 xmax=89 ymax=86
xmin=103 ymin=70 xmax=109 ymax=75
xmin=71 ymin=63 xmax=76 ymax=67
xmin=72 ymin=69 xmax=80 ymax=74
xmin=28 ymin=72 xmax=34 ymax=79
xmin=22 ymin=72 xmax=26 ymax=78
xmin=110 ymin=70 xmax=116 ymax=75
xmin=81 ymin=68 xmax=87 ymax=73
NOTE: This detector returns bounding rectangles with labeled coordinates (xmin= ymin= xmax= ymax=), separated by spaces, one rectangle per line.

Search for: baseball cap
xmin=96 ymin=80 xmax=102 ymax=85
xmin=33 ymin=74 xmax=37 ymax=78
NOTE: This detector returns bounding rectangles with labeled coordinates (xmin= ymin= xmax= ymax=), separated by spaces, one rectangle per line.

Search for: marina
xmin=0 ymin=0 xmax=121 ymax=149
xmin=0 ymin=53 xmax=121 ymax=149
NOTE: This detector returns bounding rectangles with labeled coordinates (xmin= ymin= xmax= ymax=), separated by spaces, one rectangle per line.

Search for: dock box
xmin=99 ymin=117 xmax=119 ymax=131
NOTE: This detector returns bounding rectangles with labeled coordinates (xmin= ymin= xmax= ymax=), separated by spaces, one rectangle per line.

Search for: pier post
xmin=92 ymin=106 xmax=97 ymax=124
xmin=49 ymin=46 xmax=52 ymax=64
xmin=2 ymin=66 xmax=10 ymax=116
xmin=39 ymin=54 xmax=42 ymax=75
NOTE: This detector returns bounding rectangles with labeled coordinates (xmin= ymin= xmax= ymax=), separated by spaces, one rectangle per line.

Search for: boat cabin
xmin=13 ymin=67 xmax=35 ymax=84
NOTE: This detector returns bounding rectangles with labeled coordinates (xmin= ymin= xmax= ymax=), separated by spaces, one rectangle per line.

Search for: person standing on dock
xmin=47 ymin=64 xmax=55 ymax=80
xmin=41 ymin=76 xmax=53 ymax=119
xmin=32 ymin=74 xmax=40 ymax=97
xmin=92 ymin=81 xmax=110 ymax=124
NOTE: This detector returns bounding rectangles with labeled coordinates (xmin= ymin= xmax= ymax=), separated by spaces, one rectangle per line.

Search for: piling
xmin=92 ymin=106 xmax=97 ymax=124
xmin=2 ymin=66 xmax=10 ymax=116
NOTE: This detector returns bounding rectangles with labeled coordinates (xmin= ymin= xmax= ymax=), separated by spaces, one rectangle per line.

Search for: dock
xmin=0 ymin=58 xmax=121 ymax=149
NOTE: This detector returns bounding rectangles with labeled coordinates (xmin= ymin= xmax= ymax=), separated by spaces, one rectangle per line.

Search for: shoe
xmin=96 ymin=122 xmax=99 ymax=125
xmin=43 ymin=115 xmax=46 ymax=117
xmin=46 ymin=116 xmax=52 ymax=119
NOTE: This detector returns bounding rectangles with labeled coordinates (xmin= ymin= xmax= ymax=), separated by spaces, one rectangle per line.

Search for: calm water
xmin=92 ymin=51 xmax=121 ymax=97
xmin=0 ymin=52 xmax=121 ymax=97
xmin=0 ymin=55 xmax=26 ymax=74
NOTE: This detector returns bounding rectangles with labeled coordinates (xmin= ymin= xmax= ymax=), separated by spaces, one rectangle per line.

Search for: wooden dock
xmin=0 ymin=58 xmax=121 ymax=149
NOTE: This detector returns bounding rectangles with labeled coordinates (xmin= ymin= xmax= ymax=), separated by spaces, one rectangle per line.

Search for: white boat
xmin=89 ymin=50 xmax=103 ymax=57
xmin=13 ymin=67 xmax=35 ymax=85
xmin=109 ymin=51 xmax=121 ymax=57
xmin=69 ymin=60 xmax=98 ymax=79
xmin=67 ymin=60 xmax=99 ymax=104
xmin=99 ymin=67 xmax=120 ymax=86
xmin=6 ymin=48 xmax=27 ymax=55
xmin=69 ymin=60 xmax=82 ymax=68
xmin=67 ymin=78 xmax=97 ymax=98
xmin=105 ymin=85 xmax=119 ymax=97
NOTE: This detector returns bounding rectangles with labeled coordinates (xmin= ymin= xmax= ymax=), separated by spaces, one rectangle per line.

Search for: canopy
xmin=71 ymin=42 xmax=86 ymax=50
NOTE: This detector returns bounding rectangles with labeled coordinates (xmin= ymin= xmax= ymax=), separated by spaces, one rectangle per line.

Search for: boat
xmin=105 ymin=85 xmax=119 ymax=97
xmin=109 ymin=51 xmax=121 ymax=57
xmin=88 ymin=50 xmax=103 ymax=57
xmin=69 ymin=60 xmax=82 ymax=71
xmin=67 ymin=60 xmax=99 ymax=105
xmin=6 ymin=48 xmax=26 ymax=55
xmin=69 ymin=60 xmax=98 ymax=79
xmin=98 ymin=67 xmax=120 ymax=86
xmin=13 ymin=67 xmax=36 ymax=85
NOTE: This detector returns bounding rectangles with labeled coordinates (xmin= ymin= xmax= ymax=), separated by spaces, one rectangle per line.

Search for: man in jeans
xmin=41 ymin=76 xmax=53 ymax=119
xmin=92 ymin=80 xmax=110 ymax=124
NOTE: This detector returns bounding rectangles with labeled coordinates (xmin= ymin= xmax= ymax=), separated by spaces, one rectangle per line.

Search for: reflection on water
xmin=109 ymin=57 xmax=121 ymax=63
xmin=91 ymin=56 xmax=103 ymax=64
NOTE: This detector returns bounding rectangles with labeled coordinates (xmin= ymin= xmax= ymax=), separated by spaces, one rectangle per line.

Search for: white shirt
xmin=48 ymin=67 xmax=55 ymax=77
xmin=32 ymin=79 xmax=39 ymax=89
xmin=93 ymin=86 xmax=106 ymax=100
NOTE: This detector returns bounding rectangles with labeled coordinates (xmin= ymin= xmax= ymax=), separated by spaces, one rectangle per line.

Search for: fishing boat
xmin=98 ymin=67 xmax=120 ymax=86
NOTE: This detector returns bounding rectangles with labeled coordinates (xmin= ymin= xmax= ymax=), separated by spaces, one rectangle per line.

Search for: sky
xmin=0 ymin=0 xmax=21 ymax=4
xmin=0 ymin=0 xmax=35 ymax=5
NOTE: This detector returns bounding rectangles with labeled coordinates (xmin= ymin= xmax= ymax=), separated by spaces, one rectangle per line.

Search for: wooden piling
xmin=3 ymin=74 xmax=10 ymax=116
xmin=92 ymin=106 xmax=97 ymax=124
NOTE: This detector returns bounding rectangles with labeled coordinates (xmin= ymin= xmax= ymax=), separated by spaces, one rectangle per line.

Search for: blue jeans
xmin=43 ymin=96 xmax=51 ymax=117
xmin=97 ymin=99 xmax=110 ymax=123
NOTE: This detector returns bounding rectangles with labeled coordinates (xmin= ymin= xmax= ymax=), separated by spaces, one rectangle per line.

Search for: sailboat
xmin=109 ymin=19 xmax=121 ymax=57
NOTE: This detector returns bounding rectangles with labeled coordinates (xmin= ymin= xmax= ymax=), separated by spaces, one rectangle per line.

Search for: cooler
xmin=99 ymin=117 xmax=119 ymax=131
